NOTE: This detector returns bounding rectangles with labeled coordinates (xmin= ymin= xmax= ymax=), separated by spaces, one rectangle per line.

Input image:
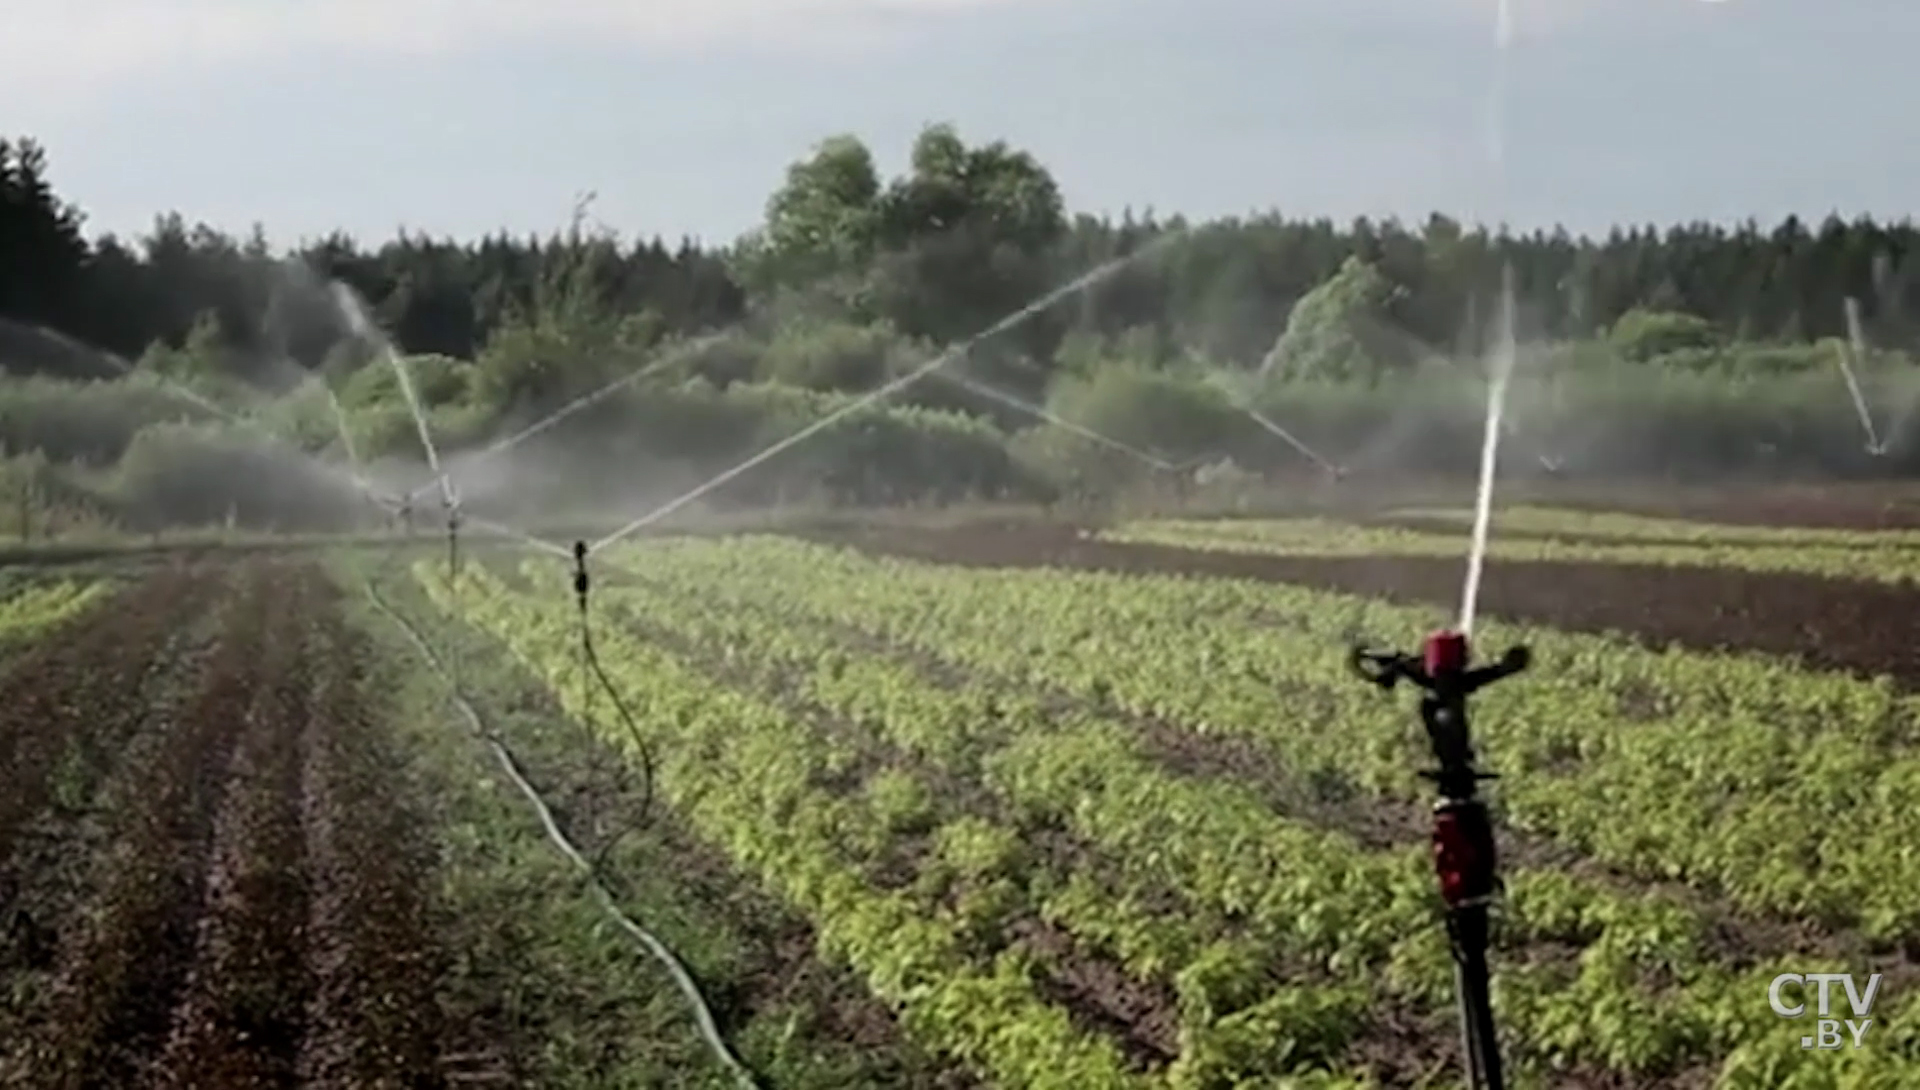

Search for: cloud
xmin=3 ymin=0 xmax=1029 ymax=98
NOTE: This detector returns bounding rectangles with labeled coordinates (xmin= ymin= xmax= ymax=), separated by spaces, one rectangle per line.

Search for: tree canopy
xmin=6 ymin=125 xmax=1917 ymax=383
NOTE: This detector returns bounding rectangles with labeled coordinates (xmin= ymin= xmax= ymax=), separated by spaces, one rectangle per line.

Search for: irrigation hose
xmin=578 ymin=600 xmax=657 ymax=827
xmin=572 ymin=542 xmax=659 ymax=839
xmin=363 ymin=576 xmax=758 ymax=1090
xmin=446 ymin=511 xmax=460 ymax=582
xmin=567 ymin=621 xmax=639 ymax=878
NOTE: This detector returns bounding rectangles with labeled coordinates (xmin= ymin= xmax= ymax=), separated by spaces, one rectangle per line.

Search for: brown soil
xmin=0 ymin=562 xmax=454 ymax=1089
xmin=293 ymin=579 xmax=449 ymax=1089
xmin=1541 ymin=486 xmax=1920 ymax=531
xmin=0 ymin=567 xmax=217 ymax=878
xmin=1367 ymin=514 xmax=1920 ymax=550
xmin=799 ymin=521 xmax=1920 ymax=687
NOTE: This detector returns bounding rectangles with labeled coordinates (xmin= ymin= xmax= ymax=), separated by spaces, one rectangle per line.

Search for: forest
xmin=2 ymin=124 xmax=1918 ymax=534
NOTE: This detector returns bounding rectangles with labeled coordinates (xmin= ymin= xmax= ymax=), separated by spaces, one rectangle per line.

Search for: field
xmin=3 ymin=487 xmax=1920 ymax=1088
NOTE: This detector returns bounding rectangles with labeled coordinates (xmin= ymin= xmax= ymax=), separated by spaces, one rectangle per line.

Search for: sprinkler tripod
xmin=1349 ymin=629 xmax=1529 ymax=1090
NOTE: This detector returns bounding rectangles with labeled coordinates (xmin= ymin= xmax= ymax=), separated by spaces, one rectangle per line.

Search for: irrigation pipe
xmin=362 ymin=575 xmax=759 ymax=1090
xmin=576 ymin=603 xmax=657 ymax=872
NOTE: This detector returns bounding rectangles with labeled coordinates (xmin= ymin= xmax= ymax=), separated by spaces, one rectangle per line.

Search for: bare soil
xmin=0 ymin=562 xmax=452 ymax=1089
xmin=799 ymin=520 xmax=1920 ymax=687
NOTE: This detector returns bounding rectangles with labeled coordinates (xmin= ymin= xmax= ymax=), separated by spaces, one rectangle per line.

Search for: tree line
xmin=5 ymin=126 xmax=1917 ymax=379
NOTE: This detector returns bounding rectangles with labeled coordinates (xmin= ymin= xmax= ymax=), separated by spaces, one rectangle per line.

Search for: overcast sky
xmin=9 ymin=0 xmax=1916 ymax=249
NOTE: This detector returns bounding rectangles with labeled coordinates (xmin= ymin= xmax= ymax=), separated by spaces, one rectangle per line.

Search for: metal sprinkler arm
xmin=1348 ymin=641 xmax=1529 ymax=704
xmin=1458 ymin=645 xmax=1530 ymax=695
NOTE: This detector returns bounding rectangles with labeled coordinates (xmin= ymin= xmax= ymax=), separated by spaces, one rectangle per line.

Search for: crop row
xmin=415 ymin=561 xmax=1167 ymax=1090
xmin=358 ymin=563 xmax=977 ymax=1086
xmin=0 ymin=579 xmax=110 ymax=643
xmin=531 ymin=547 xmax=1916 ymax=1085
xmin=604 ymin=535 xmax=1920 ymax=944
xmin=1103 ymin=518 xmax=1920 ymax=585
xmin=549 ymin=557 xmax=1806 ymax=1082
xmin=516 ymin=560 xmax=1393 ymax=1083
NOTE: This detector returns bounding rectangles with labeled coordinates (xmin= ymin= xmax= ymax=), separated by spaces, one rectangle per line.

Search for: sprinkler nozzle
xmin=1425 ymin=629 xmax=1469 ymax=678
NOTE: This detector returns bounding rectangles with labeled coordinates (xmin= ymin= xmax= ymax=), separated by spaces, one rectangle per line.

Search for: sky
xmin=8 ymin=0 xmax=1917 ymax=251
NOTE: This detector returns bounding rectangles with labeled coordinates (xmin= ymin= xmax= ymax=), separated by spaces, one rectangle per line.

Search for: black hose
xmin=446 ymin=508 xmax=461 ymax=578
xmin=571 ymin=540 xmax=657 ymax=871
xmin=362 ymin=575 xmax=756 ymax=1090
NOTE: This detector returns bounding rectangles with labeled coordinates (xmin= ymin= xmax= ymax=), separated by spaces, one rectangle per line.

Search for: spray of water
xmin=406 ymin=332 xmax=731 ymax=502
xmin=466 ymin=512 xmax=575 ymax=558
xmin=1450 ymin=0 xmax=1523 ymax=636
xmin=585 ymin=233 xmax=1188 ymax=555
xmin=1838 ymin=296 xmax=1885 ymax=453
xmin=928 ymin=367 xmax=1176 ymax=470
xmin=320 ymin=385 xmax=363 ymax=474
xmin=108 ymin=354 xmax=241 ymax=425
xmin=1874 ymin=268 xmax=1920 ymax=450
xmin=1458 ymin=264 xmax=1518 ymax=634
xmin=332 ymin=284 xmax=457 ymax=508
xmin=312 ymin=380 xmax=398 ymax=510
xmin=1247 ymin=406 xmax=1341 ymax=475
xmin=1205 ymin=372 xmax=1341 ymax=473
xmin=63 ymin=330 xmax=396 ymax=524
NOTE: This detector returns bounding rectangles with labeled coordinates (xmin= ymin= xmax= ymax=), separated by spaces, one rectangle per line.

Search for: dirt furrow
xmin=0 ymin=570 xmax=219 ymax=956
xmin=0 ymin=568 xmax=207 ymax=872
xmin=1009 ymin=917 xmax=1182 ymax=1066
xmin=15 ymin=565 xmax=271 ymax=1089
xmin=294 ymin=576 xmax=447 ymax=1089
xmin=149 ymin=575 xmax=317 ymax=1088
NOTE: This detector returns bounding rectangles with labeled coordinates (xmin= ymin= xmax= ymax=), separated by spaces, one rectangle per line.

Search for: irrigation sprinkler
xmin=568 ymin=539 xmax=657 ymax=872
xmin=573 ymin=539 xmax=590 ymax=611
xmin=1348 ymin=629 xmax=1530 ymax=1090
xmin=445 ymin=499 xmax=463 ymax=579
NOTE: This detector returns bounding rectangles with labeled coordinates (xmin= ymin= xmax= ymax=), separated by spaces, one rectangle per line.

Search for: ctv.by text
xmin=1769 ymin=973 xmax=1882 ymax=1050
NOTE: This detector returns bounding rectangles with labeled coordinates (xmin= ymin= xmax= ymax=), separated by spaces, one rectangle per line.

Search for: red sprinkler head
xmin=1425 ymin=629 xmax=1469 ymax=678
